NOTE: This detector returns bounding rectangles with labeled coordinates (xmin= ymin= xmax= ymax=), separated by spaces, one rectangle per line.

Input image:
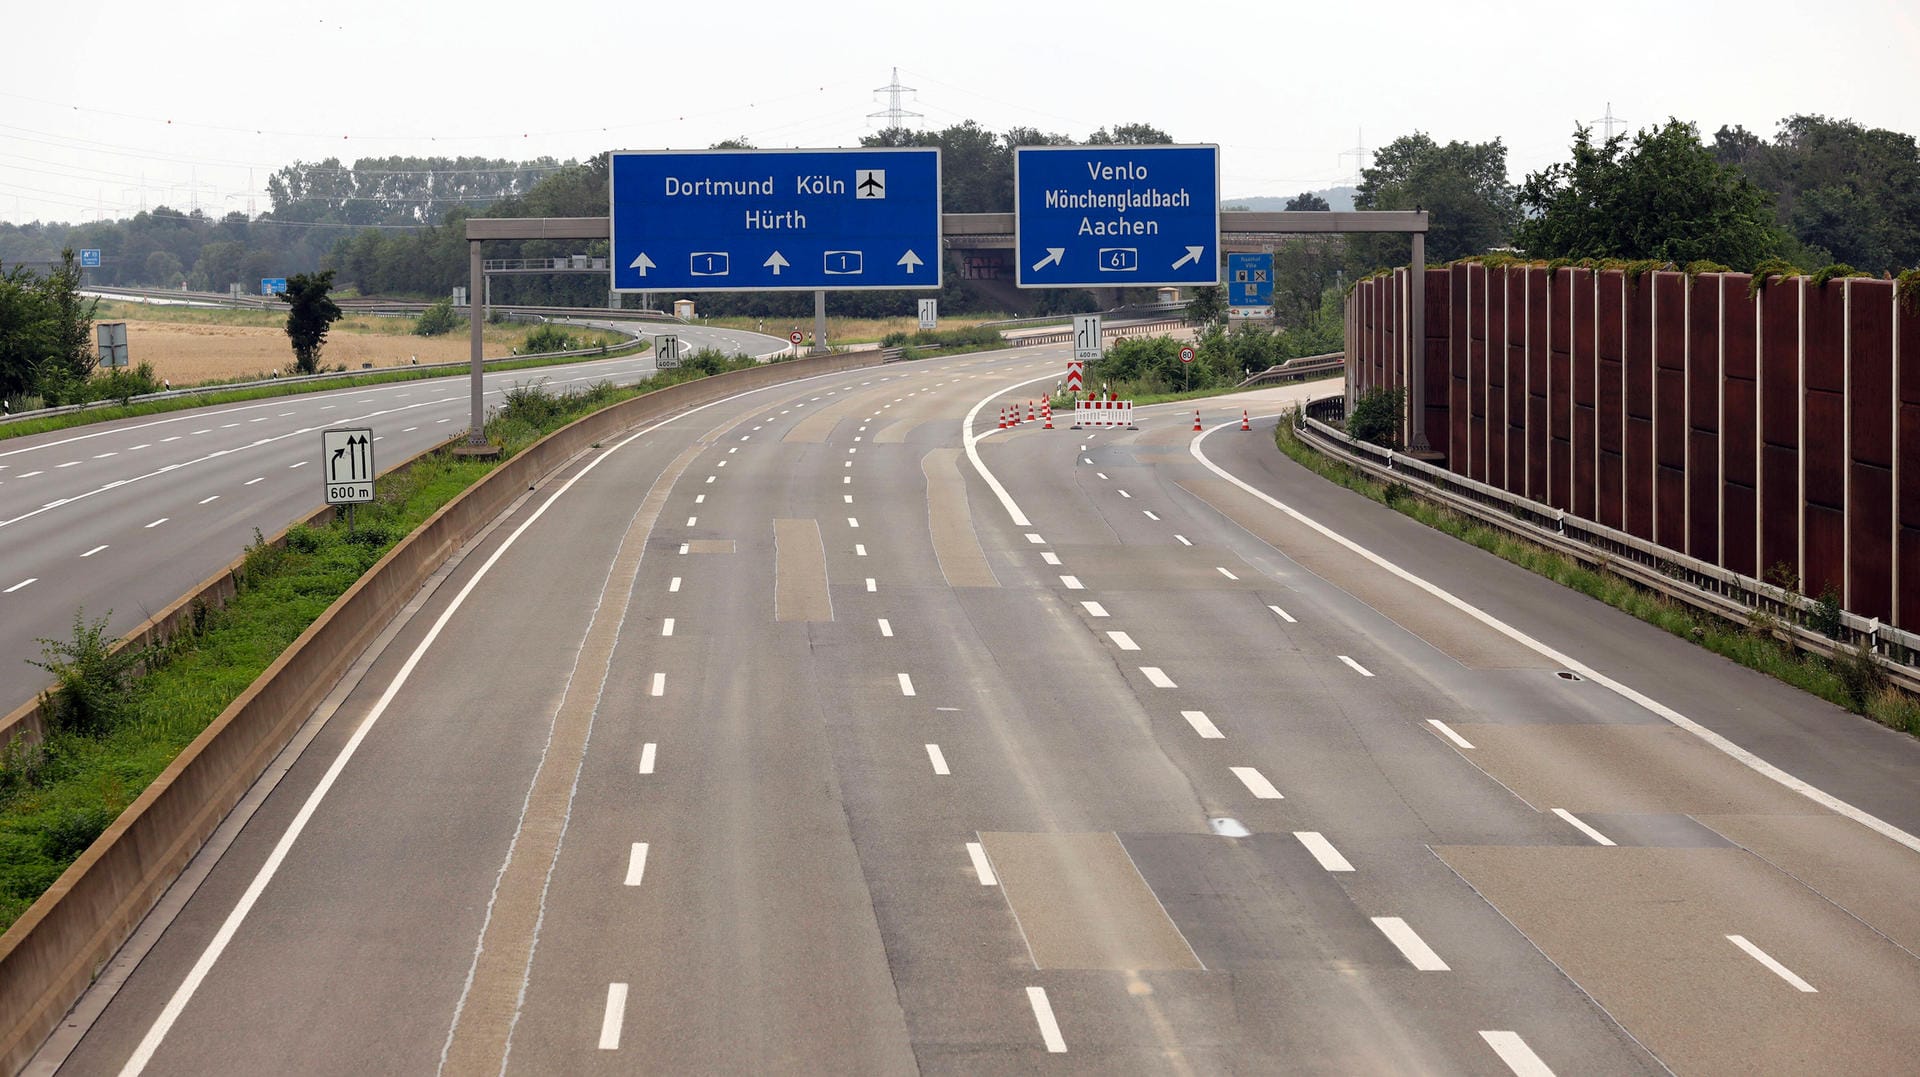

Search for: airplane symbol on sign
xmin=855 ymin=170 xmax=885 ymax=199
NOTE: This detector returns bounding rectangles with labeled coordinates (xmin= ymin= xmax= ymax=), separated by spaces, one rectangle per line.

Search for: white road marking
xmin=967 ymin=842 xmax=998 ymax=885
xmin=1143 ymin=510 xmax=1160 ymax=520
xmin=244 ymin=477 xmax=263 ymax=485
xmin=1175 ymin=534 xmax=1192 ymax=546
xmin=1082 ymin=457 xmax=1093 ymax=464
xmin=1118 ymin=489 xmax=1132 ymax=499
xmin=848 ymin=517 xmax=859 ymax=528
xmin=661 ymin=618 xmax=675 ymax=637
xmin=729 ymin=446 xmax=738 ymax=453
xmin=403 ymin=427 xmax=418 ymax=433
xmin=190 ymin=429 xmax=209 ymax=435
xmin=1428 ymin=719 xmax=1476 ymax=749
xmin=1026 ymin=986 xmax=1067 ymax=1053
xmin=638 ymin=743 xmax=656 ymax=774
xmin=854 ymin=436 xmax=862 ymax=442
xmin=289 ymin=461 xmax=307 ymax=469
xmin=1181 ymin=710 xmax=1223 ymax=738
xmin=1372 ymin=917 xmax=1450 ymax=970
xmin=1266 ymin=604 xmax=1297 ymax=624
xmin=878 ymin=619 xmax=893 ymax=637
xmin=1107 ymin=631 xmax=1140 ymax=651
xmin=844 ymin=460 xmax=852 ymax=468
xmin=1338 ymin=655 xmax=1375 ymax=677
xmin=898 ymin=673 xmax=915 ymax=696
xmin=19 ymin=471 xmax=42 ymax=477
xmin=650 ymin=673 xmax=665 ymax=697
xmin=248 ymin=417 xmax=268 ymax=423
xmin=127 ymin=444 xmax=150 ymax=450
xmin=4 ymin=578 xmax=35 ymax=593
xmin=677 ymin=543 xmax=689 ymax=555
xmin=1727 ymin=934 xmax=1817 ymax=991
xmin=1552 ymin=808 xmax=1616 ymax=846
xmin=145 ymin=517 xmax=168 ymax=528
xmin=1082 ymin=601 xmax=1109 ymax=617
xmin=1216 ymin=566 xmax=1239 ymax=580
xmin=668 ymin=577 xmax=681 ymax=592
xmin=93 ymin=451 xmax=117 ymax=459
xmin=1140 ymin=666 xmax=1176 ymax=688
xmin=598 ymin=983 xmax=628 ymax=1050
xmin=855 ymin=544 xmax=867 ymax=556
xmin=196 ymin=495 xmax=219 ymax=505
xmin=866 ymin=577 xmax=877 ymax=591
xmin=1041 ymin=552 xmax=1061 ymax=565
xmin=1230 ymin=766 xmax=1283 ymax=799
xmin=624 ymin=843 xmax=649 ymax=886
xmin=695 ymin=494 xmax=705 ymax=504
xmin=1059 ymin=575 xmax=1084 ymax=590
xmin=1480 ymin=1031 xmax=1556 ymax=1077
xmin=1025 ymin=533 xmax=1045 ymax=544
xmin=926 ymin=744 xmax=950 ymax=775
xmin=843 ymin=476 xmax=851 ymax=484
xmin=717 ymin=460 xmax=727 ymax=467
xmin=685 ymin=517 xmax=697 ymax=527
xmin=705 ymin=476 xmax=715 ymax=484
xmin=81 ymin=545 xmax=108 ymax=558
xmin=160 ymin=437 xmax=181 ymax=443
xmin=1096 ymin=472 xmax=1109 ymax=480
xmin=1294 ymin=831 xmax=1355 ymax=871
xmin=57 ymin=461 xmax=80 ymax=468
xmin=844 ymin=495 xmax=854 ymax=504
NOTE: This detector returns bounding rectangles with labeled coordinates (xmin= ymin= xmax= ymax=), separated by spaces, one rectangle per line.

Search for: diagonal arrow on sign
xmin=897 ymin=250 xmax=923 ymax=274
xmin=629 ymin=252 xmax=656 ymax=275
xmin=1031 ymin=248 xmax=1065 ymax=272
xmin=764 ymin=252 xmax=789 ymax=275
xmin=1171 ymin=246 xmax=1204 ymax=270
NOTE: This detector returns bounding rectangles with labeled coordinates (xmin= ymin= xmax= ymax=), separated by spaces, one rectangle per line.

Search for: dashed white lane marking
xmin=926 ymin=744 xmax=950 ymax=775
xmin=740 ymin=435 xmax=750 ymax=441
xmin=623 ymin=843 xmax=649 ymax=886
xmin=248 ymin=417 xmax=268 ymax=423
xmin=1428 ymin=719 xmax=1476 ymax=749
xmin=705 ymin=476 xmax=715 ymax=484
xmin=1552 ymin=809 xmax=1616 ymax=846
xmin=1338 ymin=655 xmax=1375 ymax=677
xmin=1082 ymin=601 xmax=1109 ymax=617
xmin=854 ymin=436 xmax=862 ymax=442
xmin=1041 ymin=552 xmax=1061 ymax=566
xmin=855 ymin=544 xmax=867 ymax=556
xmin=875 ymin=619 xmax=894 ymax=638
xmin=685 ymin=517 xmax=697 ymax=527
xmin=289 ymin=461 xmax=307 ymax=469
xmin=160 ymin=437 xmax=180 ymax=443
xmin=1229 ymin=766 xmax=1283 ymax=799
xmin=1118 ymin=489 xmax=1132 ymax=499
xmin=1727 ymin=934 xmax=1817 ymax=992
xmin=1143 ymin=510 xmax=1160 ymax=520
xmin=845 ymin=460 xmax=852 ymax=468
xmin=93 ymin=451 xmax=117 ymax=459
xmin=199 ymin=495 xmax=219 ymax=505
xmin=898 ymin=673 xmax=916 ymax=697
xmin=145 ymin=517 xmax=168 ymax=528
xmin=57 ymin=461 xmax=80 ymax=468
xmin=1216 ymin=566 xmax=1238 ymax=580
xmin=638 ymin=743 xmax=656 ymax=775
xmin=668 ymin=577 xmax=681 ymax=592
xmin=866 ymin=578 xmax=877 ymax=592
xmin=848 ymin=447 xmax=857 ymax=454
xmin=1372 ymin=917 xmax=1450 ymax=971
xmin=966 ymin=842 xmax=998 ymax=885
xmin=1181 ymin=710 xmax=1223 ymax=738
xmin=1096 ymin=472 xmax=1109 ymax=480
xmin=844 ymin=495 xmax=853 ymax=504
xmin=18 ymin=471 xmax=42 ymax=477
xmin=695 ymin=494 xmax=705 ymax=504
xmin=1480 ymin=1031 xmax=1556 ymax=1077
xmin=717 ymin=460 xmax=727 ymax=468
xmin=598 ymin=983 xmax=628 ymax=1050
xmin=127 ymin=444 xmax=150 ymax=450
xmin=1267 ymin=604 xmax=1297 ymax=624
xmin=677 ymin=543 xmax=689 ymax=555
xmin=244 ymin=477 xmax=263 ymax=485
xmin=1059 ymin=575 xmax=1084 ymax=590
xmin=661 ymin=618 xmax=675 ymax=637
xmin=1026 ymin=986 xmax=1068 ymax=1053
xmin=1107 ymin=631 xmax=1140 ymax=651
xmin=1082 ymin=457 xmax=1093 ymax=465
xmin=4 ymin=578 xmax=35 ymax=593
xmin=846 ymin=517 xmax=860 ymax=529
xmin=1295 ymin=831 xmax=1355 ymax=871
xmin=1140 ymin=666 xmax=1176 ymax=688
xmin=81 ymin=545 xmax=108 ymax=558
xmin=190 ymin=429 xmax=210 ymax=435
xmin=1025 ymin=533 xmax=1045 ymax=544
xmin=649 ymin=673 xmax=665 ymax=697
xmin=1174 ymin=534 xmax=1192 ymax=546
xmin=403 ymin=427 xmax=419 ymax=433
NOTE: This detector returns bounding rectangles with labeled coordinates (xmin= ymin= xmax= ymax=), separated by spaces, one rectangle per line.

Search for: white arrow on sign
xmin=1171 ymin=246 xmax=1204 ymax=270
xmin=629 ymin=252 xmax=656 ymax=275
xmin=1031 ymin=247 xmax=1065 ymax=272
xmin=897 ymin=250 xmax=923 ymax=274
xmin=764 ymin=252 xmax=790 ymax=275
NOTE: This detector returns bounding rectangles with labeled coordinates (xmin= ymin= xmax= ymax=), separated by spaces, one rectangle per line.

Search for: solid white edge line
xmin=1191 ymin=418 xmax=1920 ymax=857
xmin=1480 ymin=1031 xmax=1556 ymax=1077
xmin=966 ymin=841 xmax=998 ymax=885
xmin=1428 ymin=719 xmax=1477 ymax=749
xmin=1025 ymin=986 xmax=1068 ymax=1053
xmin=1551 ymin=808 xmax=1617 ymax=846
xmin=598 ymin=983 xmax=628 ymax=1050
xmin=1294 ymin=831 xmax=1355 ymax=871
xmin=1370 ymin=916 xmax=1450 ymax=971
xmin=1338 ymin=655 xmax=1375 ymax=677
xmin=1229 ymin=766 xmax=1283 ymax=799
xmin=623 ymin=843 xmax=649 ymax=886
xmin=926 ymin=744 xmax=950 ymax=775
xmin=637 ymin=743 xmax=656 ymax=775
xmin=1181 ymin=710 xmax=1223 ymax=739
xmin=962 ymin=372 xmax=1060 ymax=528
xmin=1727 ymin=934 xmax=1817 ymax=992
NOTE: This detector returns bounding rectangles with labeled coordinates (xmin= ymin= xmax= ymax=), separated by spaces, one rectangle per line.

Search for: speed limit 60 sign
xmin=322 ymin=427 xmax=375 ymax=504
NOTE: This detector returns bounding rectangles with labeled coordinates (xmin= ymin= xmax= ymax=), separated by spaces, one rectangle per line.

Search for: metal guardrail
xmin=1291 ymin=401 xmax=1920 ymax=691
xmin=1241 ymin=352 xmax=1344 ymax=386
xmin=1012 ymin=318 xmax=1188 ymax=347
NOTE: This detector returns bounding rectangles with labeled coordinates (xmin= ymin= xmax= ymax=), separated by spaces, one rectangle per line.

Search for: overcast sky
xmin=4 ymin=0 xmax=1916 ymax=225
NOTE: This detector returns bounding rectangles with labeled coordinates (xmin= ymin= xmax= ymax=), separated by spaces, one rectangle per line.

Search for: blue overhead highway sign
xmin=610 ymin=148 xmax=941 ymax=293
xmin=79 ymin=249 xmax=102 ymax=268
xmin=1227 ymin=252 xmax=1274 ymax=316
xmin=1014 ymin=144 xmax=1219 ymax=288
xmin=261 ymin=277 xmax=288 ymax=296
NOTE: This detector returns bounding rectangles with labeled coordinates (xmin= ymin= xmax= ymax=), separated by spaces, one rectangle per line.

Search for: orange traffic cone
xmin=1043 ymin=407 xmax=1054 ymax=429
xmin=997 ymin=406 xmax=1007 ymax=429
xmin=1027 ymin=400 xmax=1037 ymax=422
xmin=1241 ymin=409 xmax=1251 ymax=431
xmin=1193 ymin=409 xmax=1203 ymax=432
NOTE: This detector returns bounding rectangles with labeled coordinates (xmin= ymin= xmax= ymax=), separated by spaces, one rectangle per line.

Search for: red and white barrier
xmin=1072 ymin=399 xmax=1135 ymax=428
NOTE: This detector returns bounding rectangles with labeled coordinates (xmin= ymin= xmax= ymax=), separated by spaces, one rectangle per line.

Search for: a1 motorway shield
xmin=1015 ymin=145 xmax=1219 ymax=288
xmin=610 ymin=148 xmax=942 ymax=293
xmin=1227 ymin=252 xmax=1274 ymax=316
xmin=321 ymin=427 xmax=375 ymax=505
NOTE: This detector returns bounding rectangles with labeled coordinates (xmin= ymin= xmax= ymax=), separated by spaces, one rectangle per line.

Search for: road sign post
xmin=1179 ymin=344 xmax=1196 ymax=393
xmin=261 ymin=277 xmax=287 ymax=296
xmin=95 ymin=322 xmax=128 ymax=369
xmin=1015 ymin=145 xmax=1220 ymax=288
xmin=322 ymin=427 xmax=375 ymax=530
xmin=1073 ymin=315 xmax=1102 ymax=364
xmin=79 ymin=249 xmax=102 ymax=268
xmin=656 ymin=334 xmax=680 ymax=369
xmin=610 ymin=148 xmax=941 ymax=293
xmin=918 ymin=298 xmax=938 ymax=330
xmin=1227 ymin=252 xmax=1274 ymax=318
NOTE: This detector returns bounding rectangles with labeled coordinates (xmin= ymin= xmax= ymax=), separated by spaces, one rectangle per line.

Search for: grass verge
xmin=1273 ymin=414 xmax=1920 ymax=737
xmin=0 ymin=356 xmax=762 ymax=931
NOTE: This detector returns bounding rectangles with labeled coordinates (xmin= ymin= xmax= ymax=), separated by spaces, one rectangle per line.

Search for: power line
xmin=1338 ymin=128 xmax=1369 ymax=184
xmin=868 ymin=68 xmax=923 ymax=129
xmin=1591 ymin=102 xmax=1628 ymax=142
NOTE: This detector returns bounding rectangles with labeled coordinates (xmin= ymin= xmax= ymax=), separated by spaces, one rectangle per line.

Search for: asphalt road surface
xmin=33 ymin=344 xmax=1920 ymax=1075
xmin=0 ymin=323 xmax=783 ymax=708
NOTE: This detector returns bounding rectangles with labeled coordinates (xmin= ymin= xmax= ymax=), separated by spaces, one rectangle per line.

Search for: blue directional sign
xmin=79 ymin=249 xmax=102 ymax=268
xmin=1015 ymin=145 xmax=1219 ymax=288
xmin=1227 ymin=252 xmax=1274 ymax=316
xmin=610 ymin=148 xmax=941 ymax=293
xmin=261 ymin=277 xmax=288 ymax=296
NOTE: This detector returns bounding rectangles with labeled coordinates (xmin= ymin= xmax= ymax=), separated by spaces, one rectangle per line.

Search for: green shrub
xmin=413 ymin=297 xmax=461 ymax=337
xmin=521 ymin=324 xmax=577 ymax=354
xmin=1347 ymin=387 xmax=1406 ymax=448
xmin=1810 ymin=586 xmax=1844 ymax=638
xmin=1835 ymin=640 xmax=1889 ymax=713
xmin=29 ymin=611 xmax=151 ymax=737
xmin=38 ymin=805 xmax=112 ymax=861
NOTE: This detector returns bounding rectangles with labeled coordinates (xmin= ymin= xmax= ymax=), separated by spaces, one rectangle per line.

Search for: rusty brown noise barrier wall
xmin=0 ymin=350 xmax=882 ymax=1073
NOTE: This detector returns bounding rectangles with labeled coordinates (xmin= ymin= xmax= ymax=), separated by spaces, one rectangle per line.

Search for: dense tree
xmin=1517 ymin=120 xmax=1786 ymax=270
xmin=1284 ymin=191 xmax=1331 ymax=211
xmin=1185 ymin=285 xmax=1225 ymax=326
xmin=1712 ymin=115 xmax=1920 ymax=272
xmin=1353 ymin=133 xmax=1518 ymax=266
xmin=0 ymin=251 xmax=98 ymax=404
xmin=279 ymin=270 xmax=343 ymax=375
xmin=1086 ymin=123 xmax=1174 ymax=146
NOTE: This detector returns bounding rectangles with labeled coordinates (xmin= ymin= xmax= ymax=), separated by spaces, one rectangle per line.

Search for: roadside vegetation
xmin=1274 ymin=404 xmax=1920 ymax=737
xmin=0 ymin=349 xmax=760 ymax=930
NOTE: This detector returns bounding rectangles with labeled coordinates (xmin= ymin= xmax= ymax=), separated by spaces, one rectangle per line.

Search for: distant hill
xmin=1223 ymin=186 xmax=1356 ymax=212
